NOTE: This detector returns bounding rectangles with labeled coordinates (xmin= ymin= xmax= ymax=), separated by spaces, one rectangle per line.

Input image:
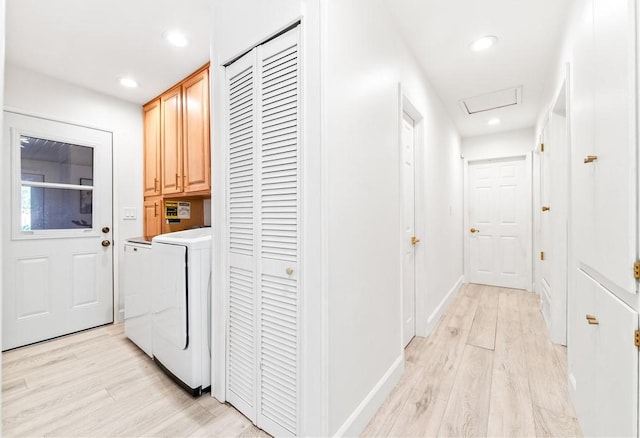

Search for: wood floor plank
xmin=518 ymin=293 xmax=576 ymax=417
xmin=486 ymin=291 xmax=536 ymax=437
xmin=532 ymin=405 xmax=582 ymax=438
xmin=387 ymin=289 xmax=481 ymax=437
xmin=437 ymin=345 xmax=493 ymax=437
xmin=467 ymin=285 xmax=499 ymax=350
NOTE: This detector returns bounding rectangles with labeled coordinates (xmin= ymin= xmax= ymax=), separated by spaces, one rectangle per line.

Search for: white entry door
xmin=401 ymin=112 xmax=416 ymax=347
xmin=2 ymin=112 xmax=114 ymax=350
xmin=467 ymin=157 xmax=530 ymax=289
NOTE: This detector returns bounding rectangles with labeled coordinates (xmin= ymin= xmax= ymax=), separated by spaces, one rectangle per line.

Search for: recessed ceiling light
xmin=488 ymin=118 xmax=501 ymax=125
xmin=165 ymin=31 xmax=188 ymax=47
xmin=119 ymin=77 xmax=139 ymax=88
xmin=471 ymin=35 xmax=498 ymax=52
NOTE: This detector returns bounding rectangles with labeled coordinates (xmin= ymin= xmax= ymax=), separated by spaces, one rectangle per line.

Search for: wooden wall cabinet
xmin=143 ymin=99 xmax=161 ymax=197
xmin=142 ymin=64 xmax=210 ymax=238
xmin=143 ymin=197 xmax=162 ymax=238
xmin=182 ymin=68 xmax=211 ymax=194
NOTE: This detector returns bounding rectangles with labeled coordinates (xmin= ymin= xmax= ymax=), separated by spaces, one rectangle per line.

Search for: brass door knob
xmin=102 ymin=226 xmax=110 ymax=233
xmin=470 ymin=228 xmax=479 ymax=233
xmin=541 ymin=206 xmax=550 ymax=212
xmin=411 ymin=236 xmax=421 ymax=245
xmin=584 ymin=155 xmax=598 ymax=164
xmin=101 ymin=240 xmax=111 ymax=247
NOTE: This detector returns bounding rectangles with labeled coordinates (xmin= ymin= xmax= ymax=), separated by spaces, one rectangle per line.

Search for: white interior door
xmin=467 ymin=157 xmax=529 ymax=289
xmin=2 ymin=111 xmax=113 ymax=350
xmin=539 ymin=127 xmax=552 ymax=322
xmin=401 ymin=112 xmax=416 ymax=347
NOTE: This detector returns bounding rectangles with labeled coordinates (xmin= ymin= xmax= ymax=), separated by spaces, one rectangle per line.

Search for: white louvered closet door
xmin=225 ymin=25 xmax=300 ymax=437
xmin=226 ymin=49 xmax=258 ymax=420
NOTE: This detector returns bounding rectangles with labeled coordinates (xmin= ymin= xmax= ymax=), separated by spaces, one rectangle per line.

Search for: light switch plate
xmin=123 ymin=207 xmax=137 ymax=220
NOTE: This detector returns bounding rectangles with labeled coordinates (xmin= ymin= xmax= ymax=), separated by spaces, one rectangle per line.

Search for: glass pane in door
xmin=20 ymin=135 xmax=93 ymax=184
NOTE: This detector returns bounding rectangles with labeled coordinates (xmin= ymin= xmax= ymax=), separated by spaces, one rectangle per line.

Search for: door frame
xmin=463 ymin=153 xmax=533 ymax=291
xmin=398 ymin=86 xmax=426 ymax=342
xmin=2 ymin=108 xmax=118 ymax=329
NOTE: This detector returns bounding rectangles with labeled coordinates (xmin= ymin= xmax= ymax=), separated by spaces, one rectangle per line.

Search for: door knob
xmin=541 ymin=206 xmax=550 ymax=212
xmin=411 ymin=236 xmax=421 ymax=245
xmin=101 ymin=240 xmax=111 ymax=247
xmin=470 ymin=228 xmax=479 ymax=233
xmin=102 ymin=226 xmax=110 ymax=233
xmin=584 ymin=155 xmax=598 ymax=164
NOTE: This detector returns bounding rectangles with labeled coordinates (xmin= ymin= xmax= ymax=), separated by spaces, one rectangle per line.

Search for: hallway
xmin=363 ymin=284 xmax=581 ymax=437
xmin=2 ymin=283 xmax=581 ymax=437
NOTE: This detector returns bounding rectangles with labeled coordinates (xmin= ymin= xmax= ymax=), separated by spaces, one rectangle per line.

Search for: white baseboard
xmin=424 ymin=275 xmax=464 ymax=335
xmin=333 ymin=354 xmax=404 ymax=437
xmin=116 ymin=309 xmax=125 ymax=324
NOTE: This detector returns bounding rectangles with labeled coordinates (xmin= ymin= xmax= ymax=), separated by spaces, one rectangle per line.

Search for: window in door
xmin=16 ymin=134 xmax=95 ymax=235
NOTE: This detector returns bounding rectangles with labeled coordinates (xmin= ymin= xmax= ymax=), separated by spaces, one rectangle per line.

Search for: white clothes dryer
xmin=151 ymin=227 xmax=211 ymax=396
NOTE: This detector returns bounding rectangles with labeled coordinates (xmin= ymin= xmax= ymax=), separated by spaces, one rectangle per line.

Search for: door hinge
xmin=635 ymin=330 xmax=640 ymax=349
xmin=540 ymin=143 xmax=545 ymax=152
xmin=540 ymin=251 xmax=545 ymax=261
xmin=634 ymin=261 xmax=640 ymax=279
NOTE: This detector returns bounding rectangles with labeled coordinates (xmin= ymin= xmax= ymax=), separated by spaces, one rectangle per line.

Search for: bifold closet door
xmin=225 ymin=25 xmax=301 ymax=437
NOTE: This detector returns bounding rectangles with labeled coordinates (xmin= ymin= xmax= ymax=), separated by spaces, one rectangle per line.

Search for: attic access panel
xmin=459 ymin=86 xmax=523 ymax=115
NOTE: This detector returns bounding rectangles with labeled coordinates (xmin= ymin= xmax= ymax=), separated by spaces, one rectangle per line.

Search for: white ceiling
xmin=383 ymin=0 xmax=573 ymax=137
xmin=5 ymin=0 xmax=212 ymax=105
xmin=5 ymin=0 xmax=572 ymax=137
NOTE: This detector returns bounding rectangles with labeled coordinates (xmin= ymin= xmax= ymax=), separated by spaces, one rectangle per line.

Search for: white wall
xmin=210 ymin=0 xmax=464 ymax=435
xmin=462 ymin=127 xmax=536 ymax=161
xmin=323 ymin=1 xmax=463 ymax=434
xmin=0 ymin=0 xmax=6 ymax=406
xmin=210 ymin=1 xmax=326 ymax=435
xmin=3 ymin=64 xmax=143 ymax=322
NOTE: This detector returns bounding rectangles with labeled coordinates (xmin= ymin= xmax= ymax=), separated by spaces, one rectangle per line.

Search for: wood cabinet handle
xmin=154 ymin=202 xmax=158 ymax=217
xmin=154 ymin=177 xmax=159 ymax=191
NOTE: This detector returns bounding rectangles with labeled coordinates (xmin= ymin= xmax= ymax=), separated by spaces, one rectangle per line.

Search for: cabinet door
xmin=568 ymin=269 xmax=598 ymax=436
xmin=143 ymin=198 xmax=162 ymax=238
xmin=579 ymin=0 xmax=637 ymax=295
xmin=143 ymin=99 xmax=161 ymax=197
xmin=570 ymin=269 xmax=639 ymax=437
xmin=161 ymin=86 xmax=183 ymax=195
xmin=594 ymin=279 xmax=638 ymax=437
xmin=182 ymin=68 xmax=211 ymax=193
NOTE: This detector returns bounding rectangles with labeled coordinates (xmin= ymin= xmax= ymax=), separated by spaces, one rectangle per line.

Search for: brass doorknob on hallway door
xmin=411 ymin=236 xmax=421 ymax=245
xmin=470 ymin=227 xmax=479 ymax=233
xmin=101 ymin=240 xmax=111 ymax=247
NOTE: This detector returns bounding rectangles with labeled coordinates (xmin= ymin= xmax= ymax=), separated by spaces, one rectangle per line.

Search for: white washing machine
xmin=151 ymin=227 xmax=211 ymax=396
xmin=123 ymin=237 xmax=153 ymax=357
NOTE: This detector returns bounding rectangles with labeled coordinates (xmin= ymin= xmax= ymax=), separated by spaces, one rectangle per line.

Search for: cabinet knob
xmin=286 ymin=268 xmax=294 ymax=276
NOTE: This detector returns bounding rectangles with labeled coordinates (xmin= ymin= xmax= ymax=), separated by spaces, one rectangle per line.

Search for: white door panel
xmin=468 ymin=157 xmax=529 ymax=289
xmin=401 ymin=112 xmax=416 ymax=347
xmin=2 ymin=112 xmax=113 ymax=350
xmin=570 ymin=269 xmax=638 ymax=437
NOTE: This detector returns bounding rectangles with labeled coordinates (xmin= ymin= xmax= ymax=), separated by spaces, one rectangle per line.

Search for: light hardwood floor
xmin=363 ymin=284 xmax=582 ymax=437
xmin=2 ymin=284 xmax=581 ymax=437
